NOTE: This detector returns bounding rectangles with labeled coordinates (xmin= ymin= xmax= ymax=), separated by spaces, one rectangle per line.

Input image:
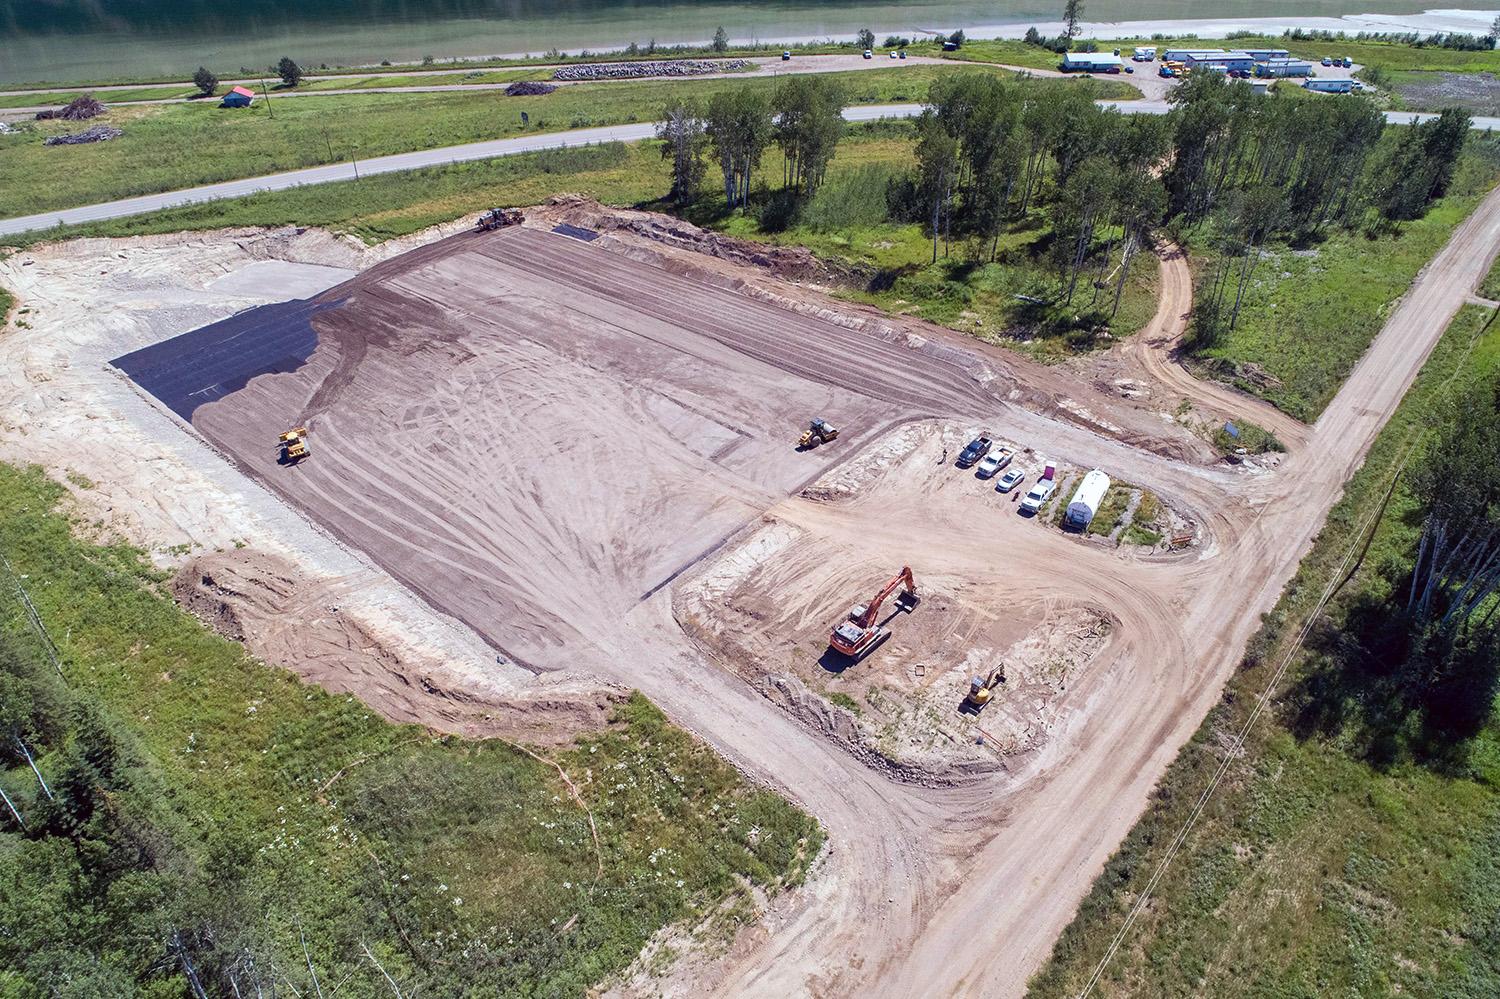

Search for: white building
xmin=1065 ymin=470 xmax=1111 ymax=529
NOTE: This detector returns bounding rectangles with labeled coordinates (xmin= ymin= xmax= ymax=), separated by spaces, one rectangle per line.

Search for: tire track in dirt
xmin=1119 ymin=241 xmax=1309 ymax=450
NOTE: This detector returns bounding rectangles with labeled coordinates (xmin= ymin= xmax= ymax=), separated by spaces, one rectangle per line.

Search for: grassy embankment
xmin=0 ymin=93 xmax=1158 ymax=361
xmin=0 ymin=461 xmax=822 ymax=994
xmin=0 ymin=63 xmax=1128 ymax=219
xmin=0 ymin=70 xmax=556 ymax=109
xmin=1029 ymin=303 xmax=1500 ymax=998
xmin=1183 ymin=138 xmax=1500 ymax=422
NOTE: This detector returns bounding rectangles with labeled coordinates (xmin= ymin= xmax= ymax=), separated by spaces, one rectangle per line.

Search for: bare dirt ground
xmin=4 ymin=176 xmax=1500 ymax=999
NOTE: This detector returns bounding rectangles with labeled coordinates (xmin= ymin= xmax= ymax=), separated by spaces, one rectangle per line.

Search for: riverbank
xmin=1 ymin=5 xmax=1483 ymax=88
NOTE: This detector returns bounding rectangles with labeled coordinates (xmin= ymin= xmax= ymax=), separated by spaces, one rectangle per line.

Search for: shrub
xmin=802 ymin=164 xmax=897 ymax=232
xmin=192 ymin=66 xmax=218 ymax=96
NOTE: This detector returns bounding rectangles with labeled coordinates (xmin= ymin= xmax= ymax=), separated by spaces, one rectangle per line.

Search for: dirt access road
xmin=76 ymin=179 xmax=1500 ymax=999
xmin=1117 ymin=242 xmax=1309 ymax=450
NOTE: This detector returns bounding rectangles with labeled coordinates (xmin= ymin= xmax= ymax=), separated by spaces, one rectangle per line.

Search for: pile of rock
xmin=44 ymin=124 xmax=123 ymax=146
xmin=505 ymin=80 xmax=558 ymax=96
xmin=36 ymin=94 xmax=106 ymax=121
xmin=553 ymin=59 xmax=749 ymax=82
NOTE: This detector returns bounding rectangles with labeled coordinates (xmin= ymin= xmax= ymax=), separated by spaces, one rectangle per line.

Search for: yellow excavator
xmin=798 ymin=418 xmax=840 ymax=449
xmin=965 ymin=666 xmax=1006 ymax=710
xmin=278 ymin=426 xmax=310 ymax=464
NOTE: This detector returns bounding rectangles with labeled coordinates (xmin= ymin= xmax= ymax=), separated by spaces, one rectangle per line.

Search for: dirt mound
xmin=174 ymin=549 xmax=626 ymax=745
xmin=542 ymin=194 xmax=874 ymax=287
xmin=36 ymin=94 xmax=105 ymax=121
xmin=505 ymin=80 xmax=557 ymax=96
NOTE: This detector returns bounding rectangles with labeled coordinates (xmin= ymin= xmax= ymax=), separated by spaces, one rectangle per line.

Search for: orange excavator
xmin=829 ymin=566 xmax=918 ymax=660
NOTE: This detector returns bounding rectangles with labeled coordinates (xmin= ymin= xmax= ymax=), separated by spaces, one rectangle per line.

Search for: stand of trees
xmin=1162 ymin=75 xmax=1468 ymax=346
xmin=1403 ymin=376 xmax=1500 ymax=739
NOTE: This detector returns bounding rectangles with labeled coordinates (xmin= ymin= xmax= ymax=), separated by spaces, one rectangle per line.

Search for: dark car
xmin=956 ymin=436 xmax=993 ymax=468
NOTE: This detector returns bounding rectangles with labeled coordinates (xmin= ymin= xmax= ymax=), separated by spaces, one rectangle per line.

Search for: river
xmin=0 ymin=0 xmax=1445 ymax=86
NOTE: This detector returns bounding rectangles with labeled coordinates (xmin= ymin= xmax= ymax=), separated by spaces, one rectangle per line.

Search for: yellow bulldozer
xmin=798 ymin=418 xmax=840 ymax=449
xmin=278 ymin=426 xmax=310 ymax=464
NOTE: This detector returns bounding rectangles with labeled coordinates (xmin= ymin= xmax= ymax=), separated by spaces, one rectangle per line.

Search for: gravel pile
xmin=44 ymin=125 xmax=123 ymax=146
xmin=553 ymin=59 xmax=749 ymax=82
xmin=505 ymin=80 xmax=558 ymax=96
xmin=36 ymin=94 xmax=106 ymax=121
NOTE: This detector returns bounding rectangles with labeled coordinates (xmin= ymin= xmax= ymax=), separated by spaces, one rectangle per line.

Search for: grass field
xmin=0 ymin=63 xmax=1107 ymax=219
xmin=0 ymin=461 xmax=822 ymax=995
xmin=1185 ymin=139 xmax=1500 ymax=421
xmin=1029 ymin=303 xmax=1500 ymax=998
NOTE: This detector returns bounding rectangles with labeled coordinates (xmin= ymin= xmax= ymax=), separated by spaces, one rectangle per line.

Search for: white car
xmin=1019 ymin=479 xmax=1055 ymax=514
xmin=995 ymin=468 xmax=1026 ymax=493
xmin=974 ymin=447 xmax=1014 ymax=479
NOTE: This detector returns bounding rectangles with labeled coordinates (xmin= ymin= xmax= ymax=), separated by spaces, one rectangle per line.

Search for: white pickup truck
xmin=1019 ymin=478 xmax=1056 ymax=514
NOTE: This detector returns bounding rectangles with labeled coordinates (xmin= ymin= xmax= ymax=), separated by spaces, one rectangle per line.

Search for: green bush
xmin=801 ymin=163 xmax=898 ymax=232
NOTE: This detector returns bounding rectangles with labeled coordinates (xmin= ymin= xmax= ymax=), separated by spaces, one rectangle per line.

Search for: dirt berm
xmin=175 ymin=549 xmax=626 ymax=746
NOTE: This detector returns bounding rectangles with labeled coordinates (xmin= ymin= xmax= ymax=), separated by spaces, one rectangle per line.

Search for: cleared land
xmin=11 ymin=157 xmax=1500 ymax=997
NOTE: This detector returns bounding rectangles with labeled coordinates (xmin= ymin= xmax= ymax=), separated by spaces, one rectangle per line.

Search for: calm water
xmin=0 ymin=0 xmax=1428 ymax=85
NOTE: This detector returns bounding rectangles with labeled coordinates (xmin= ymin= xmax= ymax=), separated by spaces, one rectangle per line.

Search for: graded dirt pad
xmin=143 ymin=225 xmax=1034 ymax=672
xmin=676 ymin=421 xmax=1189 ymax=783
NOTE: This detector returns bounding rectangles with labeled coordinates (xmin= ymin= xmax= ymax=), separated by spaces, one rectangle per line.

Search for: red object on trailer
xmin=1043 ymin=461 xmax=1056 ymax=481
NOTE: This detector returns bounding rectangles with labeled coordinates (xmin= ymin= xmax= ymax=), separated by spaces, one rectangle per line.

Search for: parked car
xmin=1125 ymin=65 xmax=1134 ymax=73
xmin=975 ymin=447 xmax=1014 ymax=479
xmin=1321 ymin=56 xmax=1333 ymax=66
xmin=889 ymin=50 xmax=898 ymax=58
xmin=782 ymin=50 xmax=792 ymax=60
xmin=1342 ymin=56 xmax=1352 ymax=68
xmin=863 ymin=49 xmax=873 ymax=59
xmin=995 ymin=468 xmax=1026 ymax=493
xmin=1019 ymin=479 xmax=1056 ymax=514
xmin=956 ymin=436 xmax=993 ymax=468
xmin=899 ymin=50 xmax=907 ymax=59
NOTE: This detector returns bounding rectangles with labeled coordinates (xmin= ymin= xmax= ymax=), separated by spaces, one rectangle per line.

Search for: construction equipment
xmin=278 ymin=426 xmax=310 ymax=463
xmin=965 ymin=666 xmax=1006 ymax=710
xmin=798 ymin=418 xmax=840 ymax=449
xmin=475 ymin=208 xmax=522 ymax=231
xmin=829 ymin=566 xmax=917 ymax=660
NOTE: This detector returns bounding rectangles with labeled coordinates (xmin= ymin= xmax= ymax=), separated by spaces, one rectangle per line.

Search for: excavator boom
xmin=853 ymin=566 xmax=915 ymax=629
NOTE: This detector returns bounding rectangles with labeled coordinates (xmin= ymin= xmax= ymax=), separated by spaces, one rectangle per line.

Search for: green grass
xmin=1185 ymin=141 xmax=1500 ymax=421
xmin=1029 ymin=304 xmax=1500 ymax=999
xmin=1086 ymin=485 xmax=1134 ymax=538
xmin=0 ymin=84 xmax=201 ymax=108
xmin=1481 ymin=252 xmax=1500 ymax=301
xmin=0 ymin=64 xmax=1067 ymax=219
xmin=0 ymin=461 xmax=821 ymax=995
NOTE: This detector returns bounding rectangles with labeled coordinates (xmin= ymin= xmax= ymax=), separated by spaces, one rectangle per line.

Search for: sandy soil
xmin=676 ymin=419 xmax=1182 ymax=782
xmin=0 ymin=219 xmax=620 ymax=743
xmin=5 ymin=175 xmax=1500 ymax=999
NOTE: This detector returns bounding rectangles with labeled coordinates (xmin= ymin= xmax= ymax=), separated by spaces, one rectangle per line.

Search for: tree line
xmin=656 ymin=72 xmax=1472 ymax=332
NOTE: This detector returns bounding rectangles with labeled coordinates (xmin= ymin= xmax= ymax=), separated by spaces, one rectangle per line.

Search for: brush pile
xmin=505 ymin=81 xmax=558 ymax=96
xmin=36 ymin=94 xmax=106 ymax=121
xmin=44 ymin=124 xmax=123 ymax=146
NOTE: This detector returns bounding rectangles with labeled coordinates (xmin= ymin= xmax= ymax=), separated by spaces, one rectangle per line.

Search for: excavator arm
xmin=853 ymin=566 xmax=915 ymax=629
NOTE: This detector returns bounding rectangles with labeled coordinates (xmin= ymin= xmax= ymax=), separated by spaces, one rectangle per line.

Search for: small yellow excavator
xmin=965 ymin=666 xmax=1006 ymax=710
xmin=798 ymin=418 xmax=840 ymax=449
xmin=278 ymin=426 xmax=310 ymax=464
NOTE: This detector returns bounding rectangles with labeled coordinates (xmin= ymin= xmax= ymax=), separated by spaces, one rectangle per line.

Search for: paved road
xmin=6 ymin=101 xmax=1499 ymax=238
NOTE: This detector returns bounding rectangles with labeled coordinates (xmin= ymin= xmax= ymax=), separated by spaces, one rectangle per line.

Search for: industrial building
xmin=1254 ymin=59 xmax=1313 ymax=78
xmin=1161 ymin=47 xmax=1229 ymax=63
xmin=1060 ymin=52 xmax=1125 ymax=73
xmin=1241 ymin=48 xmax=1290 ymax=61
xmin=1183 ymin=50 xmax=1257 ymax=73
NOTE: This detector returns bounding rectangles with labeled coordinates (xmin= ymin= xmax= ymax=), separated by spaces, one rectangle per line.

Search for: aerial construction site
xmin=5 ymin=180 xmax=1500 ymax=996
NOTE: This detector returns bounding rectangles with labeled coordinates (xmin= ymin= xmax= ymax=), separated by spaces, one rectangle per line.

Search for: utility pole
xmin=260 ymin=76 xmax=274 ymax=118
